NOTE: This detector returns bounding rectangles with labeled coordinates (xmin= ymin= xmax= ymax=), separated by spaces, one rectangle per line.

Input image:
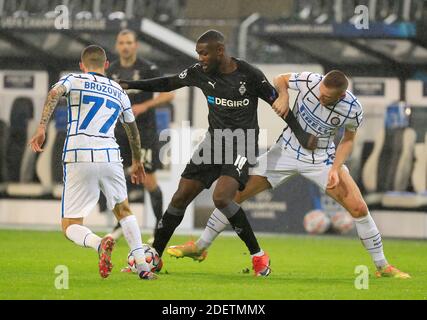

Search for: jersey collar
xmin=88 ymin=72 xmax=105 ymax=77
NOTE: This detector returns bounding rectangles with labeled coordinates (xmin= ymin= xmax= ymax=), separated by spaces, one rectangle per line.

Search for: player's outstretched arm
xmin=132 ymin=91 xmax=175 ymax=117
xmin=272 ymin=74 xmax=318 ymax=151
xmin=28 ymin=84 xmax=67 ymax=153
xmin=119 ymin=75 xmax=185 ymax=92
xmin=122 ymin=121 xmax=146 ymax=185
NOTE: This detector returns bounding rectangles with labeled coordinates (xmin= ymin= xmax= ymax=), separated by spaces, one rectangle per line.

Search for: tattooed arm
xmin=122 ymin=121 xmax=146 ymax=184
xmin=122 ymin=121 xmax=142 ymax=162
xmin=29 ymin=84 xmax=67 ymax=153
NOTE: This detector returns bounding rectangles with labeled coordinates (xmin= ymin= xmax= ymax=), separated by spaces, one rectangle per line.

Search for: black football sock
xmin=149 ymin=187 xmax=163 ymax=232
xmin=227 ymin=207 xmax=261 ymax=255
xmin=152 ymin=205 xmax=185 ymax=256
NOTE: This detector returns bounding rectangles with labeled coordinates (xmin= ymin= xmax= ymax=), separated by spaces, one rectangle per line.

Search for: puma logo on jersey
xmin=234 ymin=155 xmax=247 ymax=177
xmin=208 ymin=81 xmax=216 ymax=89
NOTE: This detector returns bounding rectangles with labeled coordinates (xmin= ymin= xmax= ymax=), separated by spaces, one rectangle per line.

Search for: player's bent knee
xmin=212 ymin=194 xmax=232 ymax=209
xmin=212 ymin=183 xmax=236 ymax=208
xmin=113 ymin=201 xmax=132 ymax=220
xmin=61 ymin=219 xmax=80 ymax=236
xmin=348 ymin=200 xmax=369 ymax=219
xmin=116 ymin=207 xmax=132 ymax=220
xmin=61 ymin=224 xmax=68 ymax=236
xmin=116 ymin=209 xmax=132 ymax=220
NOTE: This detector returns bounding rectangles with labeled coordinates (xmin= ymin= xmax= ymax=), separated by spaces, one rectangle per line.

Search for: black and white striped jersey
xmin=280 ymin=72 xmax=363 ymax=164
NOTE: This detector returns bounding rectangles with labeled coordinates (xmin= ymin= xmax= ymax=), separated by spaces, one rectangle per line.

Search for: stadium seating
xmin=98 ymin=0 xmax=127 ymax=20
xmin=292 ymin=0 xmax=334 ymax=24
xmin=0 ymin=0 xmax=186 ymax=25
xmin=18 ymin=119 xmax=38 ymax=182
xmin=362 ymin=126 xmax=416 ymax=206
xmin=51 ymin=104 xmax=67 ymax=199
xmin=6 ymin=122 xmax=57 ymax=197
xmin=0 ymin=120 xmax=8 ymax=193
xmin=36 ymin=122 xmax=57 ymax=190
xmin=379 ymin=106 xmax=427 ymax=209
xmin=381 ymin=132 xmax=427 ymax=209
xmin=51 ymin=145 xmax=65 ymax=199
xmin=51 ymin=131 xmax=66 ymax=182
xmin=72 ymin=0 xmax=94 ymax=20
xmin=411 ymin=132 xmax=427 ymax=194
xmin=281 ymin=0 xmax=426 ymax=24
xmin=5 ymin=97 xmax=34 ymax=182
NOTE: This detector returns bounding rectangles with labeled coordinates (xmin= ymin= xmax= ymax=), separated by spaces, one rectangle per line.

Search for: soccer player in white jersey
xmin=29 ymin=45 xmax=157 ymax=280
xmin=168 ymin=70 xmax=410 ymax=279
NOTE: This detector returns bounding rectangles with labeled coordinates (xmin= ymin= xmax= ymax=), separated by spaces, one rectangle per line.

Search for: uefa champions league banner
xmin=253 ymin=19 xmax=418 ymax=39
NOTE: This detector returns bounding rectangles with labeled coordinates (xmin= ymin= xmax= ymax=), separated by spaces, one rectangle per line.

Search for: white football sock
xmin=354 ymin=213 xmax=388 ymax=268
xmin=65 ymin=224 xmax=101 ymax=252
xmin=119 ymin=215 xmax=150 ymax=272
xmin=196 ymin=209 xmax=229 ymax=250
xmin=251 ymin=249 xmax=265 ymax=258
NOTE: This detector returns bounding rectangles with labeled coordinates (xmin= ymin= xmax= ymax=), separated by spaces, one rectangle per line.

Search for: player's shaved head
xmin=81 ymin=45 xmax=107 ymax=69
xmin=197 ymin=29 xmax=225 ymax=45
xmin=196 ymin=30 xmax=227 ymax=73
xmin=319 ymin=70 xmax=348 ymax=106
xmin=323 ymin=70 xmax=349 ymax=92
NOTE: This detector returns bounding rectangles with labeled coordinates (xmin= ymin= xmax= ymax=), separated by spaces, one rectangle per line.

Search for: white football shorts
xmin=61 ymin=162 xmax=128 ymax=218
xmin=250 ymin=141 xmax=348 ymax=193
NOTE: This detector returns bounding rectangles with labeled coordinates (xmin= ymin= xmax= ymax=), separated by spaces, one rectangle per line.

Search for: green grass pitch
xmin=0 ymin=229 xmax=426 ymax=300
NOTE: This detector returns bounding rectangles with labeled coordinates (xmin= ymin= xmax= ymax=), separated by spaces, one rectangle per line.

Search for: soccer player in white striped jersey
xmin=168 ymin=70 xmax=410 ymax=279
xmin=29 ymin=45 xmax=157 ymax=280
